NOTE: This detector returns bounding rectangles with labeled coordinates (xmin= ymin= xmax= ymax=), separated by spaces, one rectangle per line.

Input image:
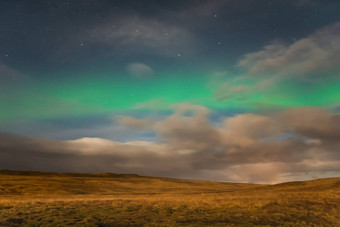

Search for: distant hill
xmin=0 ymin=169 xmax=339 ymax=197
xmin=0 ymin=169 xmax=260 ymax=196
xmin=0 ymin=170 xmax=339 ymax=226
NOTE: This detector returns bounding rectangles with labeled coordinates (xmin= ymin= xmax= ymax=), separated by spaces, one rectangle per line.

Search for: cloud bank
xmin=1 ymin=105 xmax=339 ymax=183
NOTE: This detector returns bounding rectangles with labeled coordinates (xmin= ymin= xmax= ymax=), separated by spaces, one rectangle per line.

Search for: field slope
xmin=0 ymin=170 xmax=339 ymax=226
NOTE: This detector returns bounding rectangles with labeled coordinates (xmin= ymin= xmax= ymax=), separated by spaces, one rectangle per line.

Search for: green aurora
xmin=1 ymin=70 xmax=339 ymax=120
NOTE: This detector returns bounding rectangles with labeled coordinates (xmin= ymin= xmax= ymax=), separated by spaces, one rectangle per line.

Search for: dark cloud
xmin=2 ymin=105 xmax=340 ymax=183
xmin=278 ymin=107 xmax=340 ymax=143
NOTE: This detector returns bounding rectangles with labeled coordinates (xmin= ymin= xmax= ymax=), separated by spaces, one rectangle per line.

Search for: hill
xmin=0 ymin=169 xmax=260 ymax=197
xmin=0 ymin=170 xmax=339 ymax=226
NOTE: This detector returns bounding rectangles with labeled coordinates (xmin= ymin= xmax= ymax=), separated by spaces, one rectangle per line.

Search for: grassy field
xmin=0 ymin=170 xmax=339 ymax=226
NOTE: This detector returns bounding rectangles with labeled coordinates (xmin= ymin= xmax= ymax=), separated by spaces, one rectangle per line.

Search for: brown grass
xmin=0 ymin=170 xmax=339 ymax=226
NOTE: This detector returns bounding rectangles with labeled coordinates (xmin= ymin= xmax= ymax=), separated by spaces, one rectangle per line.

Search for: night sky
xmin=0 ymin=0 xmax=340 ymax=183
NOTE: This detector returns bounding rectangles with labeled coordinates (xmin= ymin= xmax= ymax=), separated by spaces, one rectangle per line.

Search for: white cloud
xmin=238 ymin=22 xmax=340 ymax=78
xmin=126 ymin=63 xmax=153 ymax=78
xmin=214 ymin=22 xmax=340 ymax=103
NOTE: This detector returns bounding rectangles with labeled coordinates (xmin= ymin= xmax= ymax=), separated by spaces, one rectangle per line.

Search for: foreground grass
xmin=0 ymin=170 xmax=339 ymax=226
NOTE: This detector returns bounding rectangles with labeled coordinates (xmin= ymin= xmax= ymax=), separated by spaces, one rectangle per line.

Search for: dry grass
xmin=0 ymin=170 xmax=339 ymax=226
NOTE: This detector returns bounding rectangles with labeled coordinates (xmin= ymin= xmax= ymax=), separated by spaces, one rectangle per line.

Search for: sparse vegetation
xmin=0 ymin=170 xmax=339 ymax=226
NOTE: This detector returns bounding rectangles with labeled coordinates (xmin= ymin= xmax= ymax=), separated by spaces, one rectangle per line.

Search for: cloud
xmin=0 ymin=63 xmax=31 ymax=103
xmin=215 ymin=22 xmax=340 ymax=103
xmin=294 ymin=0 xmax=313 ymax=7
xmin=238 ymin=22 xmax=340 ymax=78
xmin=126 ymin=63 xmax=153 ymax=78
xmin=214 ymin=77 xmax=277 ymax=102
xmin=0 ymin=63 xmax=26 ymax=85
xmin=224 ymin=113 xmax=282 ymax=139
xmin=278 ymin=107 xmax=340 ymax=143
xmin=176 ymin=0 xmax=230 ymax=19
xmin=1 ymin=105 xmax=340 ymax=183
xmin=87 ymin=15 xmax=195 ymax=57
xmin=331 ymin=102 xmax=340 ymax=113
xmin=117 ymin=116 xmax=152 ymax=130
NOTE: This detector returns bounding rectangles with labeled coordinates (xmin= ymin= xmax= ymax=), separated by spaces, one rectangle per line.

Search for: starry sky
xmin=0 ymin=0 xmax=340 ymax=183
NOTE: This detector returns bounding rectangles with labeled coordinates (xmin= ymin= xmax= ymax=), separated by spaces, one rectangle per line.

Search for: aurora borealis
xmin=0 ymin=0 xmax=340 ymax=183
